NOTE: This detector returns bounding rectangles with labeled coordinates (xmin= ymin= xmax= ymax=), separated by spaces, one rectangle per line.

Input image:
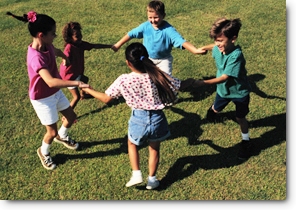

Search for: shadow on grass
xmin=155 ymin=112 xmax=286 ymax=191
xmin=76 ymin=97 xmax=126 ymax=120
xmin=178 ymin=73 xmax=286 ymax=103
xmin=53 ymin=136 xmax=128 ymax=165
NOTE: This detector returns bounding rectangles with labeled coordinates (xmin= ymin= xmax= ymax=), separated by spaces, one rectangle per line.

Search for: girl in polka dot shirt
xmin=82 ymin=42 xmax=194 ymax=189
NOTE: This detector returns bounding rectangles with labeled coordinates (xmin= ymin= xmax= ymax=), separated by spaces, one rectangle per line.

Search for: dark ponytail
xmin=6 ymin=11 xmax=56 ymax=37
xmin=125 ymin=42 xmax=178 ymax=105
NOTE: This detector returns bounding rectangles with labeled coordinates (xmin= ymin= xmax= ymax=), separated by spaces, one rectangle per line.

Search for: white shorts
xmin=150 ymin=56 xmax=173 ymax=75
xmin=30 ymin=90 xmax=70 ymax=125
xmin=67 ymin=75 xmax=81 ymax=90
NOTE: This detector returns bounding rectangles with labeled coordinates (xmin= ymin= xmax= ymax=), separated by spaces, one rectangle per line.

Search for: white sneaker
xmin=125 ymin=176 xmax=143 ymax=187
xmin=146 ymin=179 xmax=159 ymax=190
xmin=37 ymin=147 xmax=56 ymax=170
xmin=54 ymin=135 xmax=79 ymax=150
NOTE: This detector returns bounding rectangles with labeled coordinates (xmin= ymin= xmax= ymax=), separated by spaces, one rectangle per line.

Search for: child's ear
xmin=231 ymin=36 xmax=237 ymax=43
xmin=38 ymin=32 xmax=43 ymax=38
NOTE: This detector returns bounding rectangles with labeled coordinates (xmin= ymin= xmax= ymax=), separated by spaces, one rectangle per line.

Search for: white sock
xmin=148 ymin=176 xmax=156 ymax=182
xmin=242 ymin=132 xmax=250 ymax=141
xmin=41 ymin=140 xmax=50 ymax=155
xmin=132 ymin=170 xmax=142 ymax=177
xmin=58 ymin=125 xmax=69 ymax=138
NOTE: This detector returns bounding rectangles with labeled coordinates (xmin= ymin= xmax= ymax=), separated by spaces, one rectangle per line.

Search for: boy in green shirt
xmin=194 ymin=18 xmax=252 ymax=159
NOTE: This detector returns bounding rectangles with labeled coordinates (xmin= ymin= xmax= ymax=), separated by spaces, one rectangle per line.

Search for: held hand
xmin=81 ymin=86 xmax=93 ymax=94
xmin=111 ymin=44 xmax=119 ymax=52
xmin=196 ymin=48 xmax=208 ymax=55
xmin=62 ymin=58 xmax=70 ymax=66
xmin=192 ymin=79 xmax=204 ymax=88
xmin=78 ymin=82 xmax=90 ymax=88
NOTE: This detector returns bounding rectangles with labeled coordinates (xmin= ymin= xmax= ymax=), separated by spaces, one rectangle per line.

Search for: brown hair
xmin=210 ymin=18 xmax=242 ymax=39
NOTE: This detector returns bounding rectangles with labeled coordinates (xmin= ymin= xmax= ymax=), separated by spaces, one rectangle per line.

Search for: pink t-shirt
xmin=27 ymin=44 xmax=61 ymax=100
xmin=105 ymin=72 xmax=181 ymax=110
xmin=60 ymin=41 xmax=95 ymax=80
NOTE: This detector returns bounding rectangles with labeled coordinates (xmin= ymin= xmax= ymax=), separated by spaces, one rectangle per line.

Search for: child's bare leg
xmin=148 ymin=141 xmax=160 ymax=177
xmin=127 ymin=139 xmax=140 ymax=170
xmin=69 ymin=88 xmax=81 ymax=109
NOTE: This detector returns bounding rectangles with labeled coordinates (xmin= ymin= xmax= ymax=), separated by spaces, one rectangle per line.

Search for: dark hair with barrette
xmin=6 ymin=11 xmax=56 ymax=37
xmin=125 ymin=42 xmax=177 ymax=105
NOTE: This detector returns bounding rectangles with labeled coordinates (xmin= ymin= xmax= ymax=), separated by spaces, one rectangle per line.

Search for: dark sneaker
xmin=54 ymin=135 xmax=79 ymax=150
xmin=238 ymin=140 xmax=252 ymax=159
xmin=206 ymin=106 xmax=218 ymax=123
xmin=37 ymin=147 xmax=56 ymax=170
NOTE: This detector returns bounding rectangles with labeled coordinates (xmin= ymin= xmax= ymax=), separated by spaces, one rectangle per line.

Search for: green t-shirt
xmin=212 ymin=45 xmax=251 ymax=98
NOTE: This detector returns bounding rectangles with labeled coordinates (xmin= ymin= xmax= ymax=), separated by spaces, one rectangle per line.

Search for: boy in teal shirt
xmin=194 ymin=18 xmax=252 ymax=159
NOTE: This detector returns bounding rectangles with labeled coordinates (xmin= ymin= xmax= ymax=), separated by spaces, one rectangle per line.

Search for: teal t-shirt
xmin=128 ymin=21 xmax=186 ymax=59
xmin=212 ymin=45 xmax=251 ymax=98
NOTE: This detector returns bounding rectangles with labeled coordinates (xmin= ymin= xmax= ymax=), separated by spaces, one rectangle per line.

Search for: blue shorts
xmin=213 ymin=94 xmax=250 ymax=118
xmin=128 ymin=109 xmax=171 ymax=146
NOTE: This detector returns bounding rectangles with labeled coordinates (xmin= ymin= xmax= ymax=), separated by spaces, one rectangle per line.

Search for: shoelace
xmin=44 ymin=155 xmax=53 ymax=165
xmin=63 ymin=136 xmax=76 ymax=146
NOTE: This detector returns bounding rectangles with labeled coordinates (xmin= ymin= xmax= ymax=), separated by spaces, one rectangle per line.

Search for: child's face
xmin=214 ymin=33 xmax=236 ymax=54
xmin=147 ymin=9 xmax=164 ymax=29
xmin=72 ymin=30 xmax=82 ymax=44
xmin=42 ymin=25 xmax=57 ymax=45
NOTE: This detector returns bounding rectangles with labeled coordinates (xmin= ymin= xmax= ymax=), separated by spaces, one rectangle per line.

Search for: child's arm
xmin=182 ymin=41 xmax=208 ymax=55
xmin=200 ymin=43 xmax=215 ymax=51
xmin=82 ymin=87 xmax=113 ymax=104
xmin=54 ymin=47 xmax=70 ymax=66
xmin=111 ymin=34 xmax=131 ymax=52
xmin=39 ymin=68 xmax=89 ymax=89
xmin=192 ymin=74 xmax=229 ymax=87
xmin=92 ymin=44 xmax=113 ymax=49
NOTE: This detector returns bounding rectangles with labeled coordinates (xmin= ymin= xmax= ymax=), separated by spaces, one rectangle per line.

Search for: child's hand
xmin=78 ymin=82 xmax=90 ymax=88
xmin=111 ymin=45 xmax=119 ymax=52
xmin=81 ymin=86 xmax=93 ymax=94
xmin=196 ymin=48 xmax=208 ymax=55
xmin=62 ymin=58 xmax=70 ymax=66
xmin=192 ymin=79 xmax=204 ymax=87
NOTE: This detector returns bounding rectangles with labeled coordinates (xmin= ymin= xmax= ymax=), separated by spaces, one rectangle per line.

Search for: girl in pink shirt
xmin=60 ymin=22 xmax=112 ymax=110
xmin=7 ymin=11 xmax=89 ymax=170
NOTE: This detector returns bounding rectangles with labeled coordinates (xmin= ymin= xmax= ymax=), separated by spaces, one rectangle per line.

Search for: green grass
xmin=0 ymin=0 xmax=286 ymax=201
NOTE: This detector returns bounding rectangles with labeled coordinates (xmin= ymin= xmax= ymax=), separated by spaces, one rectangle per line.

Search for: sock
xmin=148 ymin=176 xmax=156 ymax=182
xmin=242 ymin=132 xmax=250 ymax=141
xmin=58 ymin=125 xmax=69 ymax=138
xmin=41 ymin=140 xmax=50 ymax=155
xmin=132 ymin=170 xmax=142 ymax=177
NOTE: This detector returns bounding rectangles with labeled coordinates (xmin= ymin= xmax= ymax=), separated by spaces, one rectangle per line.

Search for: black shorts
xmin=213 ymin=94 xmax=250 ymax=118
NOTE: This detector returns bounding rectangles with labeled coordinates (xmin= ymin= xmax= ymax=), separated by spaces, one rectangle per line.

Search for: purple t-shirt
xmin=60 ymin=41 xmax=95 ymax=80
xmin=27 ymin=44 xmax=61 ymax=100
xmin=105 ymin=72 xmax=181 ymax=110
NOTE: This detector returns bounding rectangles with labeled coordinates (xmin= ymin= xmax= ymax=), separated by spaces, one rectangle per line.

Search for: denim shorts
xmin=128 ymin=109 xmax=171 ymax=146
xmin=213 ymin=93 xmax=250 ymax=118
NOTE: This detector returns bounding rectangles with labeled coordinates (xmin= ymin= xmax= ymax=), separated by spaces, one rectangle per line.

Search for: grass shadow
xmin=53 ymin=136 xmax=128 ymax=165
xmin=76 ymin=97 xmax=126 ymax=120
xmin=156 ymin=112 xmax=286 ymax=191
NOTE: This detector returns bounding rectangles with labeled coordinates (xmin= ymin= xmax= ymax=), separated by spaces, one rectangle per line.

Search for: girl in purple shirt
xmin=7 ymin=11 xmax=89 ymax=170
xmin=60 ymin=22 xmax=112 ymax=110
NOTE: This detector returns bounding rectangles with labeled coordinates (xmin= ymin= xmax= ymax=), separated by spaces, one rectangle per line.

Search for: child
xmin=60 ymin=22 xmax=113 ymax=110
xmin=82 ymin=42 xmax=195 ymax=189
xmin=193 ymin=18 xmax=252 ymax=159
xmin=6 ymin=11 xmax=90 ymax=170
xmin=111 ymin=0 xmax=206 ymax=75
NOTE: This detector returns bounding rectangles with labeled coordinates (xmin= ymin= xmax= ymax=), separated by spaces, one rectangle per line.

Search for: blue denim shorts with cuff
xmin=128 ymin=109 xmax=171 ymax=146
